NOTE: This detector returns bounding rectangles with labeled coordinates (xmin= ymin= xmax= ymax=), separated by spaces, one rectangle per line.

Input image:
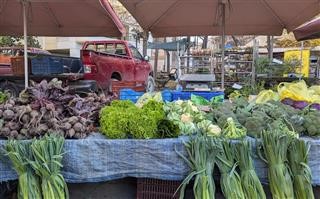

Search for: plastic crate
xmin=172 ymin=91 xmax=224 ymax=101
xmin=136 ymin=178 xmax=181 ymax=199
xmin=31 ymin=56 xmax=63 ymax=75
xmin=162 ymin=90 xmax=172 ymax=102
xmin=10 ymin=56 xmax=25 ymax=76
xmin=120 ymin=89 xmax=144 ymax=103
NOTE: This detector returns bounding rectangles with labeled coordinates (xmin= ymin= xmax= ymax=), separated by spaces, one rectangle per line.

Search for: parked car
xmin=81 ymin=40 xmax=155 ymax=92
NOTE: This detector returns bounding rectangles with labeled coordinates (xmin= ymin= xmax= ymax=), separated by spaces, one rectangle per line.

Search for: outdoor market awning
xmin=294 ymin=17 xmax=320 ymax=41
xmin=119 ymin=0 xmax=320 ymax=37
xmin=0 ymin=0 xmax=126 ymax=37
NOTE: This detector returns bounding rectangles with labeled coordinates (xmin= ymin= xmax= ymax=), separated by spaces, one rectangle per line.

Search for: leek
xmin=288 ymin=139 xmax=314 ymax=199
xmin=258 ymin=130 xmax=294 ymax=199
xmin=5 ymin=140 xmax=42 ymax=199
xmin=215 ymin=139 xmax=245 ymax=199
xmin=234 ymin=140 xmax=266 ymax=199
xmin=176 ymin=135 xmax=218 ymax=199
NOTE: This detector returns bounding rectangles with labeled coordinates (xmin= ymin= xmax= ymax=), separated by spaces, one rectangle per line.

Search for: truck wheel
xmin=0 ymin=82 xmax=19 ymax=97
xmin=146 ymin=76 xmax=155 ymax=92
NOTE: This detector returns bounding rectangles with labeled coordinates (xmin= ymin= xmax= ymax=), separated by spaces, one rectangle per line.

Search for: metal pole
xmin=221 ymin=2 xmax=226 ymax=89
xmin=23 ymin=1 xmax=28 ymax=88
xmin=300 ymin=41 xmax=304 ymax=79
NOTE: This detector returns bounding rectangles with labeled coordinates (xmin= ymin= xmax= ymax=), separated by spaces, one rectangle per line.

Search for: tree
xmin=0 ymin=36 xmax=41 ymax=48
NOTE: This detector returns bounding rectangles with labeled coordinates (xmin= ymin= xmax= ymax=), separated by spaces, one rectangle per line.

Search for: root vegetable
xmin=74 ymin=133 xmax=82 ymax=139
xmin=4 ymin=103 xmax=13 ymax=110
xmin=16 ymin=134 xmax=26 ymax=140
xmin=10 ymin=131 xmax=19 ymax=138
xmin=68 ymin=116 xmax=78 ymax=125
xmin=20 ymin=128 xmax=28 ymax=136
xmin=8 ymin=122 xmax=20 ymax=131
xmin=3 ymin=110 xmax=14 ymax=120
xmin=38 ymin=124 xmax=49 ymax=133
xmin=20 ymin=114 xmax=30 ymax=124
xmin=0 ymin=127 xmax=10 ymax=136
xmin=62 ymin=122 xmax=72 ymax=130
xmin=80 ymin=117 xmax=87 ymax=125
xmin=8 ymin=99 xmax=15 ymax=106
xmin=67 ymin=129 xmax=75 ymax=137
xmin=73 ymin=122 xmax=84 ymax=132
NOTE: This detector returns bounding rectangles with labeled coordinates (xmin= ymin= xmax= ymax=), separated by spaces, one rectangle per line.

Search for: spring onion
xmin=258 ymin=130 xmax=294 ymax=199
xmin=288 ymin=139 xmax=314 ymax=199
xmin=234 ymin=140 xmax=266 ymax=199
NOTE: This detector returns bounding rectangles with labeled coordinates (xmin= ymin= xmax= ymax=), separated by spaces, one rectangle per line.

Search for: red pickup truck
xmin=81 ymin=40 xmax=154 ymax=92
xmin=0 ymin=40 xmax=154 ymax=96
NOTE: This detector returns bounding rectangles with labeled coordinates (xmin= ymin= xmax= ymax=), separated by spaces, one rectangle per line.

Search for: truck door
xmin=114 ymin=43 xmax=135 ymax=81
xmin=128 ymin=45 xmax=150 ymax=82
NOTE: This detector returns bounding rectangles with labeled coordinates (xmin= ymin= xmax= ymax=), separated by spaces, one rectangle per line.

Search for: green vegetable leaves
xmin=99 ymin=100 xmax=167 ymax=139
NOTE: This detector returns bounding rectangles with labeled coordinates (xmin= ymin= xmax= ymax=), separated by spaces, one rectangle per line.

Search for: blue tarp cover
xmin=0 ymin=134 xmax=319 ymax=185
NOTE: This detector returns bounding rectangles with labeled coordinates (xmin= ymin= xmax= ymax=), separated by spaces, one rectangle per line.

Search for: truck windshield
xmin=129 ymin=45 xmax=143 ymax=60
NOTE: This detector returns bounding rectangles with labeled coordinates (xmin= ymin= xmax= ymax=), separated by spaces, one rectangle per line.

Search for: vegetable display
xmin=99 ymin=100 xmax=176 ymax=139
xmin=288 ymin=139 xmax=314 ymax=199
xmin=258 ymin=131 xmax=294 ymax=199
xmin=0 ymin=79 xmax=111 ymax=139
xmin=164 ymin=100 xmax=219 ymax=136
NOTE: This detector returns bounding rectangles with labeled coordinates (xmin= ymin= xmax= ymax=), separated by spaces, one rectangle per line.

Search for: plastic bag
xmin=255 ymin=90 xmax=279 ymax=104
xmin=191 ymin=94 xmax=210 ymax=105
xmin=277 ymin=80 xmax=313 ymax=102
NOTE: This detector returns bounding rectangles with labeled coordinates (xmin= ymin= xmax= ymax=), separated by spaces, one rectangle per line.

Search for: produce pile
xmin=212 ymin=97 xmax=320 ymax=138
xmin=177 ymin=131 xmax=314 ymax=199
xmin=0 ymin=79 xmax=111 ymax=139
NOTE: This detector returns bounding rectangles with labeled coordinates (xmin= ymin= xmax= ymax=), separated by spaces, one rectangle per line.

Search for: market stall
xmin=1 ymin=78 xmax=320 ymax=198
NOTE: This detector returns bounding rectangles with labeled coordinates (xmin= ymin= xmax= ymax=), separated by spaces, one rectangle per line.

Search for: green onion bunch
xmin=234 ymin=140 xmax=266 ymax=199
xmin=5 ymin=140 xmax=42 ymax=199
xmin=29 ymin=134 xmax=69 ymax=199
xmin=215 ymin=140 xmax=245 ymax=199
xmin=258 ymin=130 xmax=294 ymax=199
xmin=176 ymin=135 xmax=218 ymax=199
xmin=288 ymin=139 xmax=314 ymax=199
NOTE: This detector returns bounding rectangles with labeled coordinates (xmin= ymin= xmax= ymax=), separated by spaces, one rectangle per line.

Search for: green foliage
xmin=0 ymin=36 xmax=41 ymax=48
xmin=157 ymin=119 xmax=180 ymax=138
xmin=303 ymin=111 xmax=320 ymax=136
xmin=99 ymin=100 xmax=166 ymax=139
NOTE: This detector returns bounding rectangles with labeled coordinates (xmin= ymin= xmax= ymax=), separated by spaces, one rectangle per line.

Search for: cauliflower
xmin=181 ymin=113 xmax=193 ymax=123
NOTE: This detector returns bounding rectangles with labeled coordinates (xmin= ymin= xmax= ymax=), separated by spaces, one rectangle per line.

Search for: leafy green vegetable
xmin=157 ymin=119 xmax=180 ymax=138
xmin=0 ymin=91 xmax=8 ymax=104
xmin=100 ymin=100 xmax=166 ymax=139
xmin=303 ymin=111 xmax=320 ymax=136
xmin=222 ymin=117 xmax=246 ymax=139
